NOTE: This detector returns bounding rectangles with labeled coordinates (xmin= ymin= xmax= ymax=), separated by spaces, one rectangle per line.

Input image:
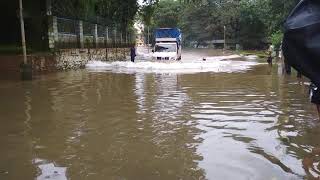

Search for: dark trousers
xmin=267 ymin=57 xmax=273 ymax=66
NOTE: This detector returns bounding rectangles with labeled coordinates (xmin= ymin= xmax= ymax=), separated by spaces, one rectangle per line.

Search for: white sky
xmin=138 ymin=0 xmax=144 ymax=5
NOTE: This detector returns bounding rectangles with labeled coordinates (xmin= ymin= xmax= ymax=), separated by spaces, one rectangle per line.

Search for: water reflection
xmin=24 ymin=90 xmax=32 ymax=135
xmin=0 ymin=62 xmax=320 ymax=179
xmin=133 ymin=73 xmax=205 ymax=179
xmin=303 ymin=148 xmax=320 ymax=179
xmin=180 ymin=65 xmax=318 ymax=179
xmin=35 ymin=159 xmax=67 ymax=180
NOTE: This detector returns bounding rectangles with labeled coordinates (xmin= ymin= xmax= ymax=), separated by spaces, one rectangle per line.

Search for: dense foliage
xmin=141 ymin=0 xmax=300 ymax=49
xmin=1 ymin=0 xmax=300 ymax=50
xmin=52 ymin=0 xmax=139 ymax=30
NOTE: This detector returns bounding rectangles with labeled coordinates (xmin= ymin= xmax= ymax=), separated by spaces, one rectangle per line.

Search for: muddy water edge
xmin=0 ymin=52 xmax=319 ymax=180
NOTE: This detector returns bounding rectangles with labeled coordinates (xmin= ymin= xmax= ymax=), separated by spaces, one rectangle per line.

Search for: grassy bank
xmin=0 ymin=45 xmax=53 ymax=56
xmin=0 ymin=45 xmax=24 ymax=55
xmin=239 ymin=50 xmax=268 ymax=59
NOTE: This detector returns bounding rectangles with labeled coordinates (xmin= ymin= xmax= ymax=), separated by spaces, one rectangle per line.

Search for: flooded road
xmin=1 ymin=49 xmax=320 ymax=180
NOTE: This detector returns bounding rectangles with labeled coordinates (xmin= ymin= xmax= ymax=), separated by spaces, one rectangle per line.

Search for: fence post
xmin=105 ymin=26 xmax=109 ymax=61
xmin=93 ymin=24 xmax=98 ymax=48
xmin=48 ymin=16 xmax=58 ymax=50
xmin=114 ymin=28 xmax=117 ymax=47
xmin=105 ymin=27 xmax=109 ymax=46
xmin=77 ymin=20 xmax=84 ymax=48
xmin=114 ymin=28 xmax=118 ymax=58
xmin=120 ymin=32 xmax=123 ymax=47
xmin=147 ymin=26 xmax=150 ymax=53
xmin=126 ymin=31 xmax=128 ymax=45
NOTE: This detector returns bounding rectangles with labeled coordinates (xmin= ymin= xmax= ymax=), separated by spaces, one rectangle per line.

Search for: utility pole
xmin=19 ymin=0 xmax=27 ymax=65
xmin=224 ymin=25 xmax=226 ymax=51
xmin=147 ymin=26 xmax=150 ymax=53
xmin=19 ymin=0 xmax=32 ymax=80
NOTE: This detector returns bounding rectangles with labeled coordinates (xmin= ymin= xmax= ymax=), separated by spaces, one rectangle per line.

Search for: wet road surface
xmin=0 ymin=49 xmax=320 ymax=180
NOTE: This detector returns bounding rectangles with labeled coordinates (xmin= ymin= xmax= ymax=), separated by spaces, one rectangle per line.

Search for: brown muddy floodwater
xmin=0 ymin=50 xmax=320 ymax=180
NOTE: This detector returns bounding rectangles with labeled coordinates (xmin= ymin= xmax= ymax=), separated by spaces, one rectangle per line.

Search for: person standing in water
xmin=267 ymin=44 xmax=274 ymax=66
xmin=130 ymin=45 xmax=136 ymax=62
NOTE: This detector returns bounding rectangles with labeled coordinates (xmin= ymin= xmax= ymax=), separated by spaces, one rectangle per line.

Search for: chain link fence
xmin=55 ymin=17 xmax=135 ymax=49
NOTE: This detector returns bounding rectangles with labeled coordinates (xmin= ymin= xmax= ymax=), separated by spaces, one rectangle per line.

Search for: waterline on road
xmin=86 ymin=55 xmax=258 ymax=74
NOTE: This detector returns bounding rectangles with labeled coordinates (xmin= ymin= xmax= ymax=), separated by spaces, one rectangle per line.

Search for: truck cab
xmin=152 ymin=28 xmax=182 ymax=61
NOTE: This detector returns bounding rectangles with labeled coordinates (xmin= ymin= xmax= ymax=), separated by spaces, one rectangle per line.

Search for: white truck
xmin=152 ymin=28 xmax=182 ymax=61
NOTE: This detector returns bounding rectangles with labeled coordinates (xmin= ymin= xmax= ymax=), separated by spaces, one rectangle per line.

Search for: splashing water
xmin=86 ymin=54 xmax=258 ymax=74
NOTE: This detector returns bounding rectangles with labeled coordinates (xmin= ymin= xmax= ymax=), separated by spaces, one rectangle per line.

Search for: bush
xmin=270 ymin=31 xmax=283 ymax=50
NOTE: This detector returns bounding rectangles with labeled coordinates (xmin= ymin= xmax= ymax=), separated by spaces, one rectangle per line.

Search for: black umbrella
xmin=282 ymin=0 xmax=320 ymax=87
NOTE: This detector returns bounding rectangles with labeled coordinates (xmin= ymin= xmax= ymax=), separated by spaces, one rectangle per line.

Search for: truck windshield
xmin=155 ymin=44 xmax=176 ymax=52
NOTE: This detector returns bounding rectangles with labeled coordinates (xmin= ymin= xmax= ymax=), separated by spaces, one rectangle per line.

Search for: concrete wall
xmin=0 ymin=48 xmax=130 ymax=73
xmin=56 ymin=48 xmax=129 ymax=70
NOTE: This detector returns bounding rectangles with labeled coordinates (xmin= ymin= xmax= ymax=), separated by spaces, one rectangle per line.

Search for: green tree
xmin=238 ymin=0 xmax=267 ymax=49
xmin=52 ymin=0 xmax=97 ymax=19
xmin=153 ymin=0 xmax=182 ymax=28
xmin=140 ymin=0 xmax=300 ymax=49
xmin=270 ymin=30 xmax=283 ymax=50
xmin=179 ymin=0 xmax=240 ymax=46
xmin=52 ymin=0 xmax=139 ymax=31
xmin=96 ymin=0 xmax=138 ymax=30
